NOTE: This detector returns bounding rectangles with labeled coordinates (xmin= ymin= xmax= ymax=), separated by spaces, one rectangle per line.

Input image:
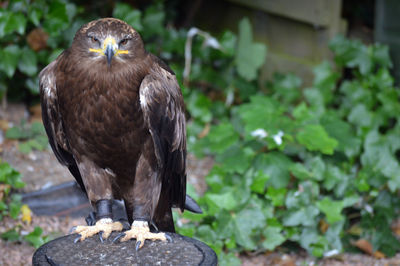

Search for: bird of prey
xmin=39 ymin=18 xmax=200 ymax=249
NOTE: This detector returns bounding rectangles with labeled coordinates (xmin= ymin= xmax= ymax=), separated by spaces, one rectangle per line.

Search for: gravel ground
xmin=1 ymin=104 xmax=400 ymax=265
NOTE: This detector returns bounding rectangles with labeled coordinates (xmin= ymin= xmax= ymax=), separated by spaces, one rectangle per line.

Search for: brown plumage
xmin=40 ymin=18 xmax=194 ymax=246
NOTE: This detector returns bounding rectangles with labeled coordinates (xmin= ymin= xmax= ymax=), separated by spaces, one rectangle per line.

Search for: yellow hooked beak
xmin=89 ymin=36 xmax=128 ymax=66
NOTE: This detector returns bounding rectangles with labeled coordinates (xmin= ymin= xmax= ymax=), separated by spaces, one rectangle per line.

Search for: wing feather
xmin=139 ymin=66 xmax=186 ymax=211
xmin=39 ymin=57 xmax=85 ymax=192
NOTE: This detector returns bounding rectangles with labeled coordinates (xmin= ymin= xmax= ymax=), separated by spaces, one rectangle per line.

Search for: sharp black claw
xmin=73 ymin=235 xmax=81 ymax=243
xmin=112 ymin=232 xmax=125 ymax=243
xmin=99 ymin=231 xmax=104 ymax=243
xmin=68 ymin=226 xmax=77 ymax=234
xmin=165 ymin=233 xmax=172 ymax=243
xmin=135 ymin=240 xmax=142 ymax=251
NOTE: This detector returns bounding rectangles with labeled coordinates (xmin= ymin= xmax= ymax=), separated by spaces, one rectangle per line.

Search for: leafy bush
xmin=0 ymin=161 xmax=25 ymax=221
xmin=0 ymin=0 xmax=82 ymax=101
xmin=0 ymin=161 xmax=51 ymax=248
xmin=6 ymin=121 xmax=48 ymax=153
xmin=177 ymin=35 xmax=400 ymax=264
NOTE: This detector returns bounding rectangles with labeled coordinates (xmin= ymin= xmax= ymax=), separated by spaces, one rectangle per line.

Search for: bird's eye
xmin=90 ymin=36 xmax=99 ymax=43
xmin=119 ymin=39 xmax=129 ymax=46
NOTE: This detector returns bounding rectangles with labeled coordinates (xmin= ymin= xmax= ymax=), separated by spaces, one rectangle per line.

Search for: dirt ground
xmin=1 ymin=103 xmax=400 ymax=265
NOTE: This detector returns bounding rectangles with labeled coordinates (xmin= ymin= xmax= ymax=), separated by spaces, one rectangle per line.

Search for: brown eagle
xmin=39 ymin=18 xmax=200 ymax=249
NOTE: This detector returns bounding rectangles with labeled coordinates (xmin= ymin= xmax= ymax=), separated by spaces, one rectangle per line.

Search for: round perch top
xmin=33 ymin=232 xmax=217 ymax=265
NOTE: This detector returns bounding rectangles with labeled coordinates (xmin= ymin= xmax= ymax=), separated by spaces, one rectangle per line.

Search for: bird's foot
xmin=72 ymin=218 xmax=123 ymax=242
xmin=113 ymin=220 xmax=170 ymax=250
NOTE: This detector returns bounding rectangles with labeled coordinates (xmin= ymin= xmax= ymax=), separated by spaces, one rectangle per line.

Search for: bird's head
xmin=73 ymin=18 xmax=145 ymax=67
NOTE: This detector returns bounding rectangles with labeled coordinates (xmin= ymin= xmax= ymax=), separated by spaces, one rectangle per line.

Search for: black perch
xmin=33 ymin=232 xmax=217 ymax=266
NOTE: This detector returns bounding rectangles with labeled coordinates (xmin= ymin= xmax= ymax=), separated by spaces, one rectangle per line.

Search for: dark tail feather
xmin=184 ymin=195 xmax=202 ymax=214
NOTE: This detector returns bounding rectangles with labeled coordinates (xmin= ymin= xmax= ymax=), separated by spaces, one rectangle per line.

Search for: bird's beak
xmin=103 ymin=37 xmax=117 ymax=67
xmin=105 ymin=43 xmax=115 ymax=66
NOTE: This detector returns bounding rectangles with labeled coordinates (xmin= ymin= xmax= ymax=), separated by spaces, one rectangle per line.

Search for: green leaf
xmin=283 ymin=206 xmax=319 ymax=227
xmin=43 ymin=0 xmax=70 ymax=35
xmin=312 ymin=62 xmax=339 ymax=103
xmin=321 ymin=112 xmax=361 ymax=158
xmin=4 ymin=12 xmax=27 ymax=35
xmin=361 ymin=131 xmax=400 ymax=191
xmin=250 ymin=171 xmax=269 ymax=194
xmin=372 ymin=44 xmax=392 ymax=68
xmin=316 ymin=197 xmax=344 ymax=224
xmin=24 ymin=226 xmax=46 ymax=248
xmin=266 ymin=187 xmax=286 ymax=206
xmin=18 ymin=47 xmax=38 ymax=76
xmin=235 ymin=18 xmax=267 ymax=81
xmin=9 ymin=194 xmax=22 ymax=219
xmin=1 ymin=229 xmax=21 ymax=242
xmin=18 ymin=141 xmax=33 ymax=154
xmin=0 ymin=45 xmax=21 ymax=77
xmin=207 ymin=123 xmax=239 ymax=154
xmin=186 ymin=91 xmax=212 ymax=123
xmin=290 ymin=163 xmax=312 ymax=180
xmin=219 ymin=31 xmax=237 ymax=57
xmin=28 ymin=6 xmax=43 ymax=26
xmin=262 ymin=227 xmax=286 ymax=250
xmin=238 ymin=96 xmax=288 ymax=138
xmin=296 ymin=124 xmax=338 ymax=155
xmin=348 ymin=104 xmax=373 ymax=129
xmin=5 ymin=126 xmax=25 ymax=139
xmin=113 ymin=3 xmax=142 ymax=31
xmin=254 ymin=152 xmax=292 ymax=189
xmin=205 ymin=190 xmax=238 ymax=212
xmin=216 ymin=145 xmax=254 ymax=174
xmin=219 ymin=253 xmax=241 ymax=266
xmin=142 ymin=4 xmax=165 ymax=36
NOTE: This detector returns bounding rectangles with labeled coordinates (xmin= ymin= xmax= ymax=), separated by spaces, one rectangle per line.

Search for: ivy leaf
xmin=262 ymin=227 xmax=286 ymax=251
xmin=43 ymin=0 xmax=71 ymax=35
xmin=216 ymin=145 xmax=254 ymax=174
xmin=23 ymin=226 xmax=45 ymax=248
xmin=207 ymin=123 xmax=239 ymax=154
xmin=250 ymin=171 xmax=269 ymax=194
xmin=219 ymin=31 xmax=237 ymax=57
xmin=28 ymin=6 xmax=43 ymax=26
xmin=266 ymin=187 xmax=286 ymax=207
xmin=254 ymin=152 xmax=292 ymax=189
xmin=0 ymin=45 xmax=21 ymax=77
xmin=238 ymin=96 xmax=287 ymax=137
xmin=113 ymin=3 xmax=142 ymax=31
xmin=321 ymin=112 xmax=361 ymax=158
xmin=233 ymin=208 xmax=265 ymax=250
xmin=142 ymin=4 xmax=165 ymax=36
xmin=3 ymin=12 xmax=27 ymax=35
xmin=348 ymin=104 xmax=373 ymax=129
xmin=235 ymin=18 xmax=267 ymax=81
xmin=18 ymin=47 xmax=37 ymax=76
xmin=283 ymin=206 xmax=319 ymax=227
xmin=296 ymin=124 xmax=338 ymax=155
xmin=205 ymin=190 xmax=238 ymax=213
xmin=9 ymin=194 xmax=22 ymax=219
xmin=316 ymin=197 xmax=344 ymax=224
xmin=1 ymin=229 xmax=21 ymax=242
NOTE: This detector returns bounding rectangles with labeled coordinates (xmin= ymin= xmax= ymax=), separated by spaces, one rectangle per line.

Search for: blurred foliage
xmin=0 ymin=162 xmax=50 ymax=248
xmin=6 ymin=120 xmax=48 ymax=153
xmin=180 ymin=33 xmax=400 ymax=263
xmin=0 ymin=0 xmax=85 ymax=101
xmin=0 ymin=161 xmax=24 ymax=221
xmin=2 ymin=0 xmax=400 ymax=263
